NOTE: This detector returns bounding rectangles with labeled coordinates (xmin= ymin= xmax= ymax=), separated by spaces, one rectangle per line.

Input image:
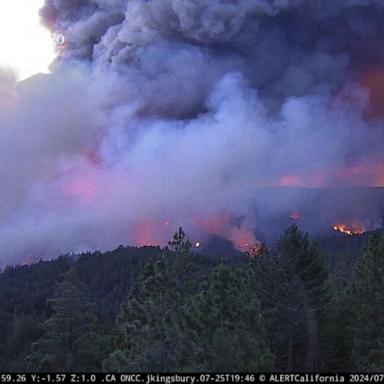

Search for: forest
xmin=0 ymin=225 xmax=383 ymax=372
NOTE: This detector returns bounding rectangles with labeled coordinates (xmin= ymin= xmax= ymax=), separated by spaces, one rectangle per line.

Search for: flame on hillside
xmin=332 ymin=223 xmax=366 ymax=236
xmin=239 ymin=241 xmax=264 ymax=257
xmin=289 ymin=212 xmax=300 ymax=221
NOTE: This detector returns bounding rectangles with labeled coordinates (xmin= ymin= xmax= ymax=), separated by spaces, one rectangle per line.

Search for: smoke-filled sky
xmin=1 ymin=0 xmax=384 ymax=265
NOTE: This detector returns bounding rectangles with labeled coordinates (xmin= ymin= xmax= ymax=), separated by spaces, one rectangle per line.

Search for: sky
xmin=0 ymin=0 xmax=55 ymax=80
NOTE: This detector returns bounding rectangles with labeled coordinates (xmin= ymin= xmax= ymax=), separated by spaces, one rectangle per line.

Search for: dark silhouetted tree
xmin=104 ymin=228 xmax=205 ymax=372
xmin=252 ymin=225 xmax=330 ymax=371
xmin=26 ymin=268 xmax=106 ymax=372
xmin=175 ymin=262 xmax=274 ymax=371
xmin=167 ymin=227 xmax=191 ymax=256
xmin=350 ymin=231 xmax=384 ymax=371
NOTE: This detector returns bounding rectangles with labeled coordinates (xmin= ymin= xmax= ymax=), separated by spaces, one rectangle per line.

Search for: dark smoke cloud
xmin=1 ymin=0 xmax=384 ymax=264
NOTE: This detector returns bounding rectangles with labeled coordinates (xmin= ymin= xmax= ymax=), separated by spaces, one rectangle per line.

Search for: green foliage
xmin=279 ymin=225 xmax=329 ymax=304
xmin=349 ymin=230 xmax=384 ymax=371
xmin=104 ymin=228 xmax=206 ymax=372
xmin=26 ymin=268 xmax=106 ymax=372
xmin=0 ymin=246 xmax=158 ymax=371
xmin=323 ymin=283 xmax=354 ymax=371
xmin=252 ymin=225 xmax=330 ymax=371
xmin=175 ymin=262 xmax=274 ymax=371
xmin=0 ymin=225 xmax=382 ymax=372
xmin=0 ymin=257 xmax=70 ymax=371
xmin=75 ymin=246 xmax=158 ymax=328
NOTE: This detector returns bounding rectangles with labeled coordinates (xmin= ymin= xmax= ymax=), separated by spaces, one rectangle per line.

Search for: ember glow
xmin=197 ymin=214 xmax=259 ymax=253
xmin=239 ymin=242 xmax=264 ymax=258
xmin=290 ymin=212 xmax=300 ymax=221
xmin=332 ymin=223 xmax=366 ymax=236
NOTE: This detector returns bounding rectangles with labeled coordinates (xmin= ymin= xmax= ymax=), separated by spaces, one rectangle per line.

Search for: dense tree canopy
xmin=0 ymin=226 xmax=382 ymax=372
xmin=26 ymin=268 xmax=106 ymax=372
xmin=175 ymin=262 xmax=274 ymax=371
xmin=350 ymin=231 xmax=384 ymax=372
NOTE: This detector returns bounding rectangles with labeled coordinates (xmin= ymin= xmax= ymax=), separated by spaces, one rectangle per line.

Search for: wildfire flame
xmin=239 ymin=241 xmax=264 ymax=257
xmin=289 ymin=212 xmax=300 ymax=221
xmin=332 ymin=223 xmax=365 ymax=236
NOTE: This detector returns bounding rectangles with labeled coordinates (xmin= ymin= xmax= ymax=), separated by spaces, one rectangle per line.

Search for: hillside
xmin=0 ymin=227 xmax=377 ymax=371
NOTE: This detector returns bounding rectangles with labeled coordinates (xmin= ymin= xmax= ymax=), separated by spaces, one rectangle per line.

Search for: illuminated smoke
xmin=1 ymin=0 xmax=384 ymax=264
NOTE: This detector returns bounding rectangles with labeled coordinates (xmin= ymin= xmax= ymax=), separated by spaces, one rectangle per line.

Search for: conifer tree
xmin=175 ymin=262 xmax=275 ymax=371
xmin=26 ymin=268 xmax=105 ymax=372
xmin=167 ymin=227 xmax=191 ymax=256
xmin=104 ymin=255 xmax=177 ymax=371
xmin=323 ymin=283 xmax=354 ymax=371
xmin=104 ymin=228 xmax=204 ymax=372
xmin=350 ymin=230 xmax=384 ymax=371
xmin=252 ymin=225 xmax=330 ymax=371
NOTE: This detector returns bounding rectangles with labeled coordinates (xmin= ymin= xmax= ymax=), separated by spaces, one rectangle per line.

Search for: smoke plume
xmin=1 ymin=0 xmax=384 ymax=264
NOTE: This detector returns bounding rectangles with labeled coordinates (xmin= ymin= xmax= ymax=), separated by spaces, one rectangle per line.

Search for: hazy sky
xmin=0 ymin=0 xmax=55 ymax=80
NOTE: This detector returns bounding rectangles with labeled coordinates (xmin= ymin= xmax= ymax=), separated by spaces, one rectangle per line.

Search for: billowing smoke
xmin=1 ymin=0 xmax=384 ymax=264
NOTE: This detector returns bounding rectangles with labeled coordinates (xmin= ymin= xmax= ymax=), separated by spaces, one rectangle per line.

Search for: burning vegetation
xmin=289 ymin=212 xmax=300 ymax=221
xmin=239 ymin=241 xmax=264 ymax=257
xmin=332 ymin=223 xmax=366 ymax=236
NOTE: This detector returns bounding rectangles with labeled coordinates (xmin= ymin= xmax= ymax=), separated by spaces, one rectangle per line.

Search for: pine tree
xmin=167 ymin=227 xmax=191 ymax=256
xmin=175 ymin=262 xmax=275 ymax=371
xmin=323 ymin=283 xmax=354 ymax=371
xmin=252 ymin=225 xmax=330 ymax=371
xmin=26 ymin=268 xmax=106 ymax=372
xmin=104 ymin=228 xmax=205 ymax=372
xmin=254 ymin=247 xmax=306 ymax=371
xmin=281 ymin=225 xmax=330 ymax=369
xmin=350 ymin=230 xmax=384 ymax=371
xmin=104 ymin=256 xmax=177 ymax=371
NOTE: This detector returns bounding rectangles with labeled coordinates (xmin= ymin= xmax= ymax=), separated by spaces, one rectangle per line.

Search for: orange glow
xmin=131 ymin=220 xmax=172 ymax=247
xmin=226 ymin=226 xmax=260 ymax=253
xmin=273 ymin=174 xmax=324 ymax=188
xmin=194 ymin=213 xmax=261 ymax=252
xmin=289 ymin=212 xmax=300 ymax=221
xmin=238 ymin=241 xmax=263 ymax=256
xmin=332 ymin=222 xmax=366 ymax=236
xmin=64 ymin=174 xmax=97 ymax=201
xmin=246 ymin=242 xmax=264 ymax=257
xmin=277 ymin=174 xmax=302 ymax=187
xmin=271 ymin=160 xmax=384 ymax=188
xmin=332 ymin=161 xmax=384 ymax=187
xmin=131 ymin=221 xmax=161 ymax=247
xmin=198 ymin=213 xmax=231 ymax=235
xmin=227 ymin=226 xmax=256 ymax=249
